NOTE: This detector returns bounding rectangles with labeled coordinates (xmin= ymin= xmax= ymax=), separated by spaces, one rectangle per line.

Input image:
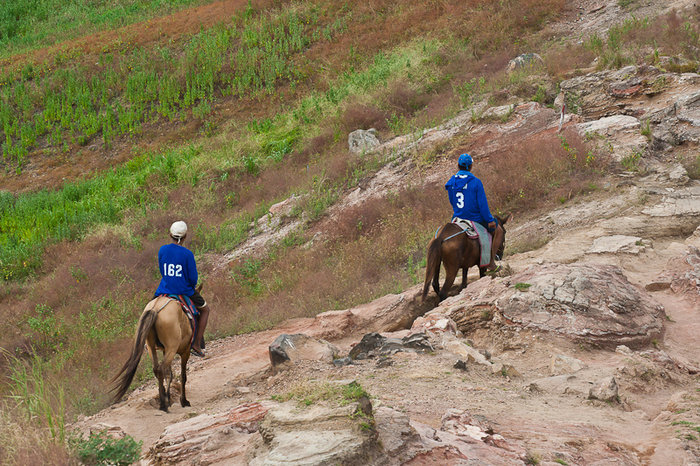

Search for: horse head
xmin=494 ymin=213 xmax=512 ymax=260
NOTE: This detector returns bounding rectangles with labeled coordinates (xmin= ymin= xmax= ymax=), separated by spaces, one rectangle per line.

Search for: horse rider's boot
xmin=487 ymin=225 xmax=505 ymax=271
xmin=192 ymin=305 xmax=210 ymax=355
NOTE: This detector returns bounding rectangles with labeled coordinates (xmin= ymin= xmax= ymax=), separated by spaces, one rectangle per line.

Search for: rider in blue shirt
xmin=445 ymin=153 xmax=503 ymax=271
xmin=155 ymin=221 xmax=210 ymax=357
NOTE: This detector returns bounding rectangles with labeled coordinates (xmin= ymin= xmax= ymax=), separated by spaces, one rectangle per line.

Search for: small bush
xmin=342 ymin=101 xmax=389 ymax=132
xmin=72 ymin=430 xmax=142 ymax=466
xmin=545 ymin=44 xmax=596 ymax=78
xmin=621 ymin=150 xmax=642 ymax=172
xmin=385 ymin=80 xmax=429 ymax=117
xmin=481 ymin=128 xmax=605 ymax=212
xmin=342 ymin=381 xmax=370 ymax=403
xmin=681 ymin=154 xmax=700 ymax=180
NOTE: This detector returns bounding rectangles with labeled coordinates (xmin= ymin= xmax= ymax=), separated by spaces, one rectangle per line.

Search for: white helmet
xmin=170 ymin=221 xmax=188 ymax=239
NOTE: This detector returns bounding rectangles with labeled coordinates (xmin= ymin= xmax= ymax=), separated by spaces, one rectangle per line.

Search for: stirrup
xmin=485 ymin=265 xmax=501 ymax=275
xmin=190 ymin=347 xmax=206 ymax=357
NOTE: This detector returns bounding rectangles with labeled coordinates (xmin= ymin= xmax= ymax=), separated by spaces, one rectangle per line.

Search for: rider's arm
xmin=186 ymin=250 xmax=198 ymax=289
xmin=475 ymin=179 xmax=495 ymax=224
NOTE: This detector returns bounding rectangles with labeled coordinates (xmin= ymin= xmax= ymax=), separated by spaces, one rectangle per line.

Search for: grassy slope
xmin=2 ymin=0 xmax=700 ymax=462
xmin=0 ymin=0 xmax=213 ymax=59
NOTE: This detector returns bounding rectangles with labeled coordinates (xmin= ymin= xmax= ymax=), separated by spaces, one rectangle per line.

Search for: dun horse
xmin=111 ymin=296 xmax=194 ymax=412
xmin=422 ymin=214 xmax=510 ymax=302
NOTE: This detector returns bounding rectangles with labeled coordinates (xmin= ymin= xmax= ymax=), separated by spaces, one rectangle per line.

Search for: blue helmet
xmin=458 ymin=153 xmax=473 ymax=169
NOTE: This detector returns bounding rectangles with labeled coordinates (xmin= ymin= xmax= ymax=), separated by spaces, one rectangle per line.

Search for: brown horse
xmin=111 ymin=296 xmax=193 ymax=412
xmin=422 ymin=214 xmax=510 ymax=302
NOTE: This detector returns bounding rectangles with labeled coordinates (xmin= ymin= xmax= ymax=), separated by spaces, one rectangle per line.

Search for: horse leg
xmin=439 ymin=263 xmax=458 ymax=301
xmin=180 ymin=352 xmax=190 ymax=407
xmin=479 ymin=266 xmax=486 ymax=278
xmin=432 ymin=259 xmax=441 ymax=296
xmin=461 ymin=266 xmax=468 ymax=290
xmin=146 ymin=336 xmax=169 ymax=412
xmin=160 ymin=348 xmax=177 ymax=411
xmin=166 ymin=365 xmax=173 ymax=407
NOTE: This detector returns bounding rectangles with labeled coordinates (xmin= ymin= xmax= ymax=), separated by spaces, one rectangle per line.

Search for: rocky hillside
xmin=75 ymin=14 xmax=700 ymax=462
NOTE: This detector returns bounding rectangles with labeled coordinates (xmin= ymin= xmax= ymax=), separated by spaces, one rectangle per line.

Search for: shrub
xmin=385 ymin=80 xmax=429 ymax=117
xmin=545 ymin=44 xmax=596 ymax=78
xmin=621 ymin=150 xmax=642 ymax=172
xmin=342 ymin=101 xmax=389 ymax=132
xmin=681 ymin=154 xmax=700 ymax=180
xmin=583 ymin=10 xmax=700 ymax=70
xmin=71 ymin=430 xmax=142 ymax=466
xmin=480 ymin=128 xmax=605 ymax=212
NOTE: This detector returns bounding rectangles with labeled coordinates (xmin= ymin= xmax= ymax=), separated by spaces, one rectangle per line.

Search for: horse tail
xmin=110 ymin=307 xmax=159 ymax=403
xmin=422 ymin=236 xmax=443 ymax=302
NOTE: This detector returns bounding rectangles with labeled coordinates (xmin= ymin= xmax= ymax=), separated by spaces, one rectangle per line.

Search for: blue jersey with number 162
xmin=155 ymin=243 xmax=198 ymax=296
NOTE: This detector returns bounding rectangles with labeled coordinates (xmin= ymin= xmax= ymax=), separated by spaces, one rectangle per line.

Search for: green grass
xmin=1 ymin=37 xmax=439 ymax=282
xmin=5 ymin=353 xmax=66 ymax=443
xmin=0 ymin=2 xmax=349 ymax=171
xmin=271 ymin=380 xmax=370 ymax=408
xmin=0 ymin=144 xmax=202 ymax=280
xmin=70 ymin=430 xmax=142 ymax=466
xmin=621 ymin=150 xmax=642 ymax=172
xmin=0 ymin=0 xmax=211 ymax=59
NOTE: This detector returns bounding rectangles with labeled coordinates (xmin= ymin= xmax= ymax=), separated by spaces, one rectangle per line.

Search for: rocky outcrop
xmin=249 ymin=400 xmax=378 ymax=465
xmin=348 ymin=128 xmax=380 ymax=153
xmin=268 ymin=334 xmax=339 ymax=369
xmin=340 ymin=286 xmax=433 ymax=333
xmin=506 ymin=53 xmax=544 ymax=73
xmin=144 ymin=396 xmax=527 ymax=465
xmin=589 ymin=376 xmax=620 ymax=402
xmin=561 ymin=66 xmax=700 ymax=162
xmin=577 ymin=114 xmax=648 ymax=162
xmin=441 ymin=263 xmax=665 ymax=348
xmin=348 ymin=332 xmax=433 ymax=360
xmin=558 ymin=66 xmax=700 ymax=120
xmin=642 ymin=185 xmax=700 ymax=218
xmin=649 ymin=90 xmax=700 ymax=150
xmin=145 ymin=402 xmax=268 ymax=465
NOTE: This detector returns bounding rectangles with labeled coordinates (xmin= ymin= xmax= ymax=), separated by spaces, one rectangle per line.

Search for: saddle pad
xmin=471 ymin=221 xmax=492 ymax=268
xmin=451 ymin=218 xmax=491 ymax=267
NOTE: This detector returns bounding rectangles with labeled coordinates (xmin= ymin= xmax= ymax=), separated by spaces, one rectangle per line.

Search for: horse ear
xmin=501 ymin=213 xmax=513 ymax=225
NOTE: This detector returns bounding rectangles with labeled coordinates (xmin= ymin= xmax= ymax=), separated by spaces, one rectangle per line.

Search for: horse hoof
xmin=159 ymin=406 xmax=169 ymax=413
xmin=181 ymin=399 xmax=191 ymax=407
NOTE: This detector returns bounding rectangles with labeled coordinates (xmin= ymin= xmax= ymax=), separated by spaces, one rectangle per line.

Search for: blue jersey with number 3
xmin=445 ymin=170 xmax=495 ymax=225
xmin=155 ymin=243 xmax=198 ymax=296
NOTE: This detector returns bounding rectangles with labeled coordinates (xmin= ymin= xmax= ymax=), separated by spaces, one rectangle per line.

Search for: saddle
xmin=451 ymin=218 xmax=478 ymax=238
